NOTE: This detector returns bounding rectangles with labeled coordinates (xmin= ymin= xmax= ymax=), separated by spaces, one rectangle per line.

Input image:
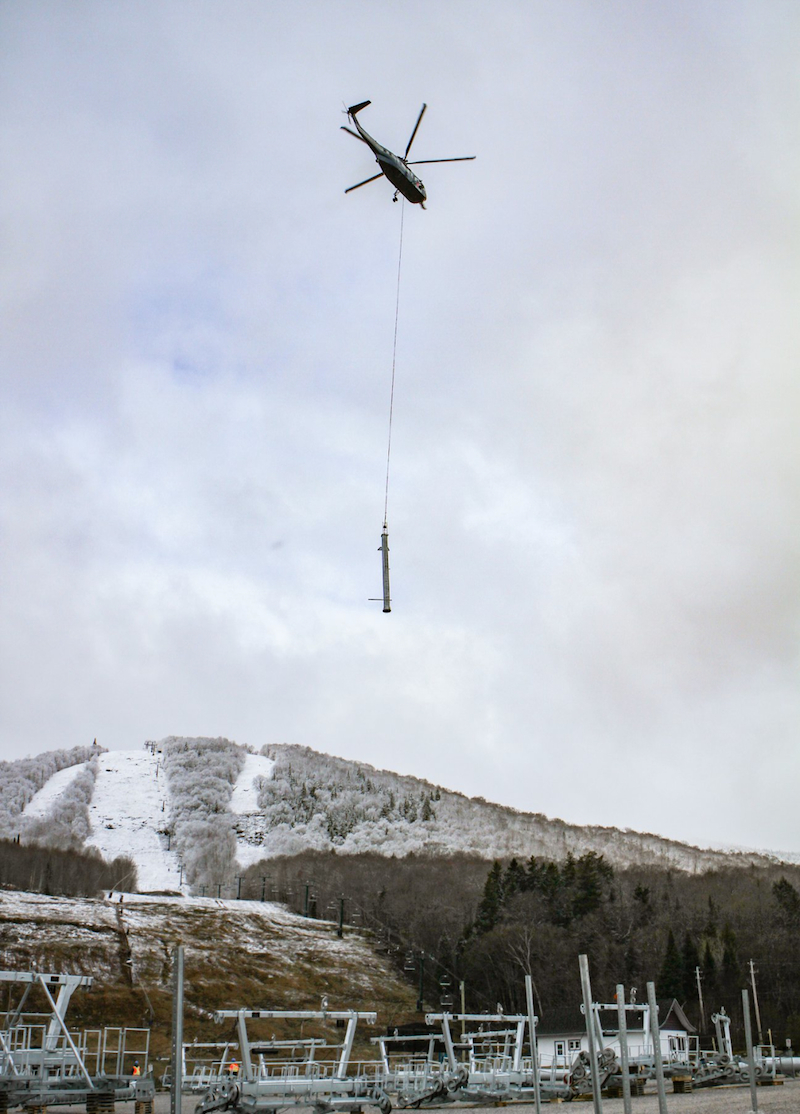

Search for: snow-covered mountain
xmin=9 ymin=739 xmax=797 ymax=890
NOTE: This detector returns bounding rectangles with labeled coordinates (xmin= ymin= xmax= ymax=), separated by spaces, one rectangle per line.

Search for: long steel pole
xmin=381 ymin=529 xmax=391 ymax=613
xmin=742 ymin=988 xmax=759 ymax=1113
xmin=170 ymin=945 xmax=184 ymax=1114
xmin=646 ymin=982 xmax=668 ymax=1114
xmin=578 ymin=954 xmax=603 ymax=1113
xmin=525 ymin=974 xmax=542 ymax=1114
xmin=749 ymin=960 xmax=764 ymax=1045
xmin=615 ymin=984 xmax=632 ymax=1114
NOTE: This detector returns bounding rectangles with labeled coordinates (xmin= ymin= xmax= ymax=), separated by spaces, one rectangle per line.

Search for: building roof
xmin=658 ymin=999 xmax=696 ymax=1034
xmin=538 ymin=999 xmax=696 ymax=1039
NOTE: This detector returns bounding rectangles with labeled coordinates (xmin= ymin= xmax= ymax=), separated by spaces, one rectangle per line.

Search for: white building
xmin=536 ymin=999 xmax=697 ymax=1073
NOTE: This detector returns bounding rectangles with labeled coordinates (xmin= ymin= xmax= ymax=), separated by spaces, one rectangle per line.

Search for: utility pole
xmin=337 ymin=896 xmax=344 ymax=938
xmin=236 ymin=875 xmax=244 ymax=900
xmin=304 ymin=882 xmax=311 ymax=918
xmin=695 ymin=965 xmax=705 ymax=1033
xmin=742 ymin=988 xmax=760 ymax=1113
xmin=169 ymin=946 xmax=184 ymax=1114
xmin=749 ymin=959 xmax=764 ymax=1044
xmin=261 ymin=876 xmax=267 ymax=902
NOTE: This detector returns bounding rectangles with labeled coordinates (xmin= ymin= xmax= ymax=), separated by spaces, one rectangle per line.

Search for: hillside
xmin=0 ymin=888 xmax=418 ymax=1059
xmin=8 ymin=739 xmax=798 ymax=892
xmin=234 ymin=743 xmax=790 ymax=874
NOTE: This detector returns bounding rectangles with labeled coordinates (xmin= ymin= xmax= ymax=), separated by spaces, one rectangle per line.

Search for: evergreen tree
xmin=702 ymin=940 xmax=718 ymax=1006
xmin=475 ymin=861 xmax=504 ymax=934
xmin=572 ymin=852 xmax=612 ymax=918
xmin=658 ymin=929 xmax=684 ymax=1000
xmin=773 ymin=877 xmax=800 ymax=924
xmin=721 ymin=923 xmax=740 ymax=996
xmin=681 ymin=932 xmax=701 ymax=1002
xmin=503 ymin=858 xmax=525 ymax=898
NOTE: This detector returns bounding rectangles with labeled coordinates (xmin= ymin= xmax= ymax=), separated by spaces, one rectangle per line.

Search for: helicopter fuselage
xmin=348 ymin=117 xmax=427 ymax=205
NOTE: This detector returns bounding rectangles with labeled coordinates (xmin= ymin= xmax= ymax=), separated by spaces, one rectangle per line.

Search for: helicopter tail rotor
xmin=347 ymin=100 xmax=371 ymax=117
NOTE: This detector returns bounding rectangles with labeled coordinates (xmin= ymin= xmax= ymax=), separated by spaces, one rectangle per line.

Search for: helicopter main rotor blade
xmin=340 ymin=125 xmax=369 ymax=144
xmin=403 ymin=103 xmax=427 ymax=159
xmin=345 ymin=172 xmax=385 ymax=194
xmin=407 ymin=156 xmax=476 ymax=164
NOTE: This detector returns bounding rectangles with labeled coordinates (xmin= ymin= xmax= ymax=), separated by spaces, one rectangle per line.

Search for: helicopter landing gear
xmin=392 ymin=191 xmax=399 ymax=202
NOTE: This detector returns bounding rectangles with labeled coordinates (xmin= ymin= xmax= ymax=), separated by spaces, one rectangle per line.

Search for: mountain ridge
xmin=237 ymin=742 xmax=794 ymax=873
xmin=10 ymin=739 xmax=796 ymax=889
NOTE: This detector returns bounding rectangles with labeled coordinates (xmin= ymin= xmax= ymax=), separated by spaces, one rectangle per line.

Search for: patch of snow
xmin=86 ymin=750 xmax=186 ymax=893
xmin=22 ymin=762 xmax=89 ymax=819
xmin=230 ymin=753 xmax=274 ymax=814
xmin=234 ymin=840 xmax=273 ymax=869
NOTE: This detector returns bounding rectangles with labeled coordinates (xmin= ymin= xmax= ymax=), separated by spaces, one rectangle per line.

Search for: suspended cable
xmin=383 ymin=199 xmax=405 ymax=529
xmin=375 ymin=200 xmax=405 ymax=615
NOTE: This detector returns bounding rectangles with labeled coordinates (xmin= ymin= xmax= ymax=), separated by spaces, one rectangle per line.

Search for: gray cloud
xmin=1 ymin=1 xmax=798 ymax=855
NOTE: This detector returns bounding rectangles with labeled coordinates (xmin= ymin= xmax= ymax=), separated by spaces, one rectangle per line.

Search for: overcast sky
xmin=1 ymin=2 xmax=798 ymax=856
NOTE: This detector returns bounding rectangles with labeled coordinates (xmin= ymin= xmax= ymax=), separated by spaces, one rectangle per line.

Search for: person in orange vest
xmin=132 ymin=1061 xmax=141 ymax=1076
xmin=228 ymin=1059 xmax=240 ymax=1077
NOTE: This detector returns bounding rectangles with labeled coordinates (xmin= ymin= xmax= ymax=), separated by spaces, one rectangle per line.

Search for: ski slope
xmin=231 ymin=752 xmax=275 ymax=867
xmin=22 ymin=762 xmax=89 ymax=819
xmin=230 ymin=752 xmax=274 ymax=813
xmin=86 ymin=749 xmax=185 ymax=893
xmin=28 ymin=746 xmax=277 ymax=888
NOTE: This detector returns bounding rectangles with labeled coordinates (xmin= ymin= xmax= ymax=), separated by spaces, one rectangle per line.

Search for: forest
xmin=0 ymin=837 xmax=137 ymax=896
xmin=244 ymin=849 xmax=800 ymax=1048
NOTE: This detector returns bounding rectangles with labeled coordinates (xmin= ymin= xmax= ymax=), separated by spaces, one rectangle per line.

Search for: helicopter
xmin=341 ymin=101 xmax=475 ymax=208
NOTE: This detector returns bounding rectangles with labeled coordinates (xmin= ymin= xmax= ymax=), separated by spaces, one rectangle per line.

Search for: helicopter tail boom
xmin=347 ymin=100 xmax=371 ymax=116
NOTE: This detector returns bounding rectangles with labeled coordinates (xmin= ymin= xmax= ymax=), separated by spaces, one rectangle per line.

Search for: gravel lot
xmin=461 ymin=1080 xmax=800 ymax=1112
xmin=54 ymin=1079 xmax=800 ymax=1114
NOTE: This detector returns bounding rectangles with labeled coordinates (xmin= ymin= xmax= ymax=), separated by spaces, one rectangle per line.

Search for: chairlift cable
xmin=383 ymin=198 xmax=405 ymax=531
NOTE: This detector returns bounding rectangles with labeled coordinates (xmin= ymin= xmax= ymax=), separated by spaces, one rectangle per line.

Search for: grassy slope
xmin=0 ymin=890 xmax=418 ymax=1062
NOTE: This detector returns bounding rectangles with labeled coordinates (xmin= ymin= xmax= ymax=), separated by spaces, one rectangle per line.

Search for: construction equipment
xmin=0 ymin=970 xmax=154 ymax=1113
xmin=193 ymin=1009 xmax=391 ymax=1114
